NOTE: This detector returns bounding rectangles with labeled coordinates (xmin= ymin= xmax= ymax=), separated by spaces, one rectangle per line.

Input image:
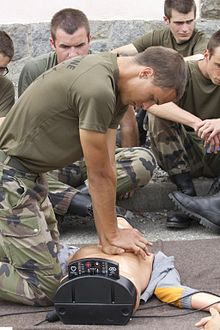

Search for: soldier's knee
xmin=135 ymin=148 xmax=156 ymax=183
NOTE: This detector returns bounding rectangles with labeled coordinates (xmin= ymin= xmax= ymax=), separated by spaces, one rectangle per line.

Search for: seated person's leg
xmin=147 ymin=113 xmax=204 ymax=180
xmin=47 ymin=173 xmax=78 ymax=215
xmin=115 ymin=147 xmax=156 ymax=199
xmin=47 ymin=171 xmax=92 ymax=219
xmin=148 ymin=113 xmax=207 ymax=228
xmin=47 ymin=160 xmax=88 ymax=216
xmin=49 ymin=160 xmax=87 ymax=188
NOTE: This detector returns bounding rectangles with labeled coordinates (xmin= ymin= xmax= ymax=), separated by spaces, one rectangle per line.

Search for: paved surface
xmin=59 ymin=175 xmax=219 ymax=246
xmin=60 ymin=209 xmax=219 ymax=246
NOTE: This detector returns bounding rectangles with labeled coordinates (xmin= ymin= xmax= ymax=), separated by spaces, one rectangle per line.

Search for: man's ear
xmin=87 ymin=34 xmax=91 ymax=43
xmin=163 ymin=16 xmax=170 ymax=25
xmin=203 ymin=49 xmax=209 ymax=61
xmin=139 ymin=67 xmax=154 ymax=79
xmin=50 ymin=37 xmax=56 ymax=51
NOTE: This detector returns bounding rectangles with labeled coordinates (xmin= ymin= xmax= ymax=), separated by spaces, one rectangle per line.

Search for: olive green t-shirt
xmin=0 ymin=76 xmax=15 ymax=116
xmin=18 ymin=52 xmax=58 ymax=97
xmin=0 ymin=53 xmax=127 ymax=173
xmin=133 ymin=28 xmax=209 ymax=56
xmin=177 ymin=61 xmax=220 ymax=125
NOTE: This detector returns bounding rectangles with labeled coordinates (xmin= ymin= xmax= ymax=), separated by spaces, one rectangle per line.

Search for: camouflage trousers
xmin=148 ymin=114 xmax=220 ymax=178
xmin=48 ymin=147 xmax=156 ymax=215
xmin=0 ymin=164 xmax=63 ymax=306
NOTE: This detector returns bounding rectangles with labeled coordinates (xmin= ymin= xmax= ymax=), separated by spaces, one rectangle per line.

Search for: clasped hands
xmin=99 ymin=217 xmax=152 ymax=259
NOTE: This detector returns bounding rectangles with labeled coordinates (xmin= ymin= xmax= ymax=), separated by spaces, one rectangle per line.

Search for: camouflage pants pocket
xmin=0 ymin=167 xmax=40 ymax=236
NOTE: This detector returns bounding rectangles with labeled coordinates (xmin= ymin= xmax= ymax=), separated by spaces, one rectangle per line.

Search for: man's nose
xmin=182 ymin=23 xmax=189 ymax=32
xmin=68 ymin=47 xmax=79 ymax=57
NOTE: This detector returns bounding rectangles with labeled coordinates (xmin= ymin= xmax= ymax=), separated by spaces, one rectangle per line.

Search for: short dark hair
xmin=0 ymin=30 xmax=14 ymax=60
xmin=207 ymin=30 xmax=220 ymax=58
xmin=164 ymin=0 xmax=196 ymax=19
xmin=51 ymin=8 xmax=90 ymax=41
xmin=135 ymin=46 xmax=187 ymax=101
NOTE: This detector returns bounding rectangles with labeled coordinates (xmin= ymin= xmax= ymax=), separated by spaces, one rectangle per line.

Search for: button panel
xmin=68 ymin=258 xmax=119 ymax=279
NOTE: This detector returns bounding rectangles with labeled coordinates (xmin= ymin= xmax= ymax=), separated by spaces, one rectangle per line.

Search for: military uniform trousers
xmin=148 ymin=114 xmax=220 ymax=178
xmin=48 ymin=147 xmax=157 ymax=215
xmin=0 ymin=164 xmax=62 ymax=306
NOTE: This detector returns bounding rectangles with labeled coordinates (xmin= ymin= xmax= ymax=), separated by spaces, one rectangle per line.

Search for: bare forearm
xmin=191 ymin=292 xmax=220 ymax=312
xmin=184 ymin=54 xmax=204 ymax=61
xmin=88 ymin=167 xmax=118 ymax=243
xmin=148 ymin=103 xmax=202 ymax=130
xmin=111 ymin=44 xmax=138 ymax=56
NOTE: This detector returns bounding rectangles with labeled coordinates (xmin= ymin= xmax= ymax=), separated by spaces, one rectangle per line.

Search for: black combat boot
xmin=170 ymin=172 xmax=196 ymax=196
xmin=67 ymin=192 xmax=93 ymax=217
xmin=53 ymin=185 xmax=130 ymax=228
xmin=67 ymin=192 xmax=129 ymax=219
xmin=53 ymin=191 xmax=93 ymax=228
xmin=167 ymin=172 xmax=196 ymax=229
xmin=207 ymin=175 xmax=220 ymax=195
xmin=168 ymin=191 xmax=220 ymax=234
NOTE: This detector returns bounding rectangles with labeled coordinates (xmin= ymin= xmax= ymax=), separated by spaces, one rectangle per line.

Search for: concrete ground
xmin=59 ymin=175 xmax=219 ymax=246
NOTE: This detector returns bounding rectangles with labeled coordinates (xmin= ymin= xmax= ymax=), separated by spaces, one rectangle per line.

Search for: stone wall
xmin=201 ymin=0 xmax=220 ymax=18
xmin=0 ymin=15 xmax=220 ymax=96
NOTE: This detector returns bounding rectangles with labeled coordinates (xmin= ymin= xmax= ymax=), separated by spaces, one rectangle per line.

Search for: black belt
xmin=0 ymin=150 xmax=30 ymax=173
